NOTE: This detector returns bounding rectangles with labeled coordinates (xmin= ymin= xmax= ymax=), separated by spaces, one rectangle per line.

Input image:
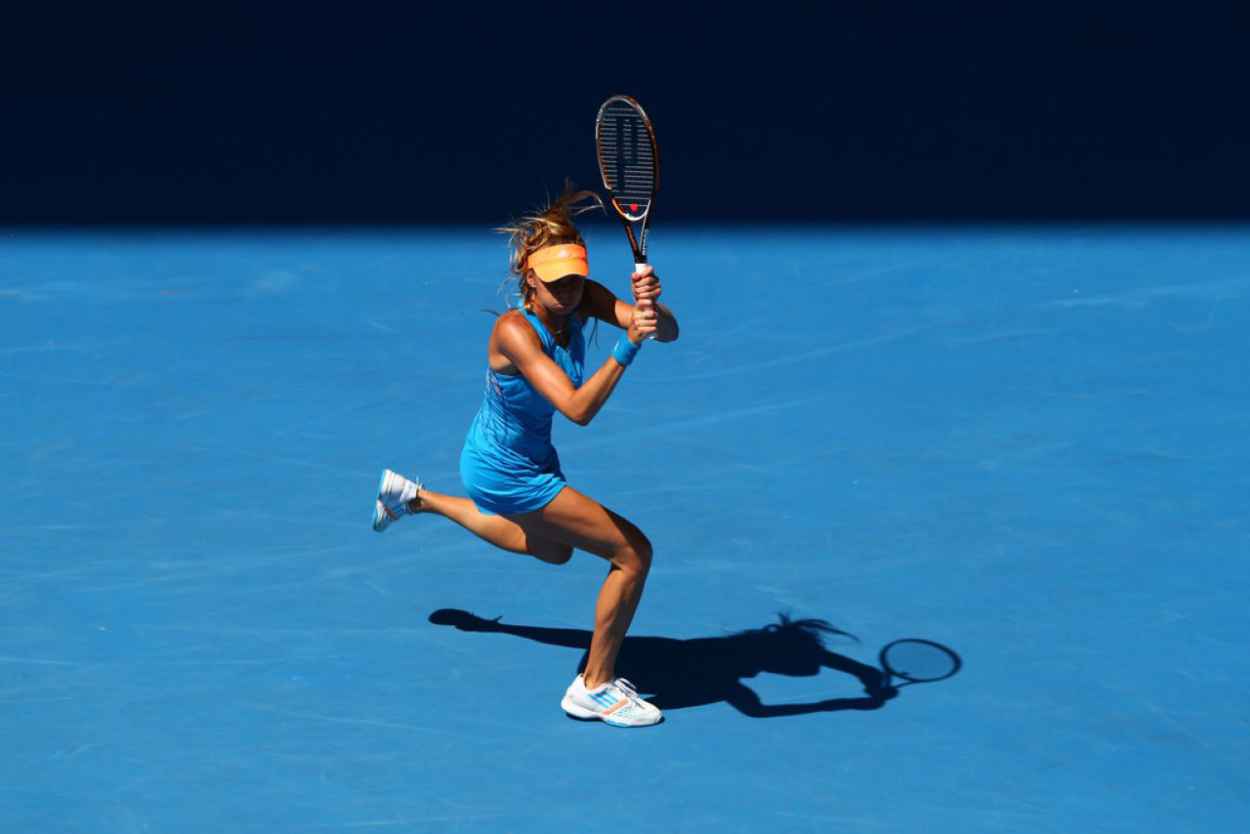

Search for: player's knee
xmin=616 ymin=533 xmax=652 ymax=575
xmin=638 ymin=535 xmax=653 ymax=570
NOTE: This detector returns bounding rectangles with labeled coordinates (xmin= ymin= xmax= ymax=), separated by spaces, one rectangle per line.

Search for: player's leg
xmin=373 ymin=469 xmax=571 ymax=564
xmin=416 ymin=487 xmax=572 ymax=565
xmin=510 ymin=485 xmax=652 ymax=688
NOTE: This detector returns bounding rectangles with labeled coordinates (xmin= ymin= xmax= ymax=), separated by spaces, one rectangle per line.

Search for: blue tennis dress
xmin=459 ymin=305 xmax=586 ymax=516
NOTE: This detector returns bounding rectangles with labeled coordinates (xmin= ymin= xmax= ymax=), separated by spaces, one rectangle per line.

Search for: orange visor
xmin=526 ymin=244 xmax=590 ymax=282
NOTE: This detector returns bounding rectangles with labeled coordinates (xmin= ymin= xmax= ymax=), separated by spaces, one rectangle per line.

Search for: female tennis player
xmin=370 ymin=186 xmax=678 ymax=727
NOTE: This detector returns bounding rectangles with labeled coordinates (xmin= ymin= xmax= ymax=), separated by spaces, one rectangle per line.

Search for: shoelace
xmin=381 ymin=478 xmax=421 ymax=516
xmin=612 ymin=678 xmax=642 ymax=702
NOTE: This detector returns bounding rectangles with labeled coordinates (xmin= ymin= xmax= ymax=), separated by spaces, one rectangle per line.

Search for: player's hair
xmin=748 ymin=614 xmax=854 ymax=650
xmin=497 ymin=182 xmax=603 ymax=306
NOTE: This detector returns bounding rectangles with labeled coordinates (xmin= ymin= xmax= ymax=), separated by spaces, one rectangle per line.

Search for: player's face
xmin=532 ymin=272 xmax=585 ymax=314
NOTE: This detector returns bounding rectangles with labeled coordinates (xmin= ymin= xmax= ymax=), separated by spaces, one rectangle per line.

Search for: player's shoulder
xmin=493 ymin=308 xmax=541 ymax=349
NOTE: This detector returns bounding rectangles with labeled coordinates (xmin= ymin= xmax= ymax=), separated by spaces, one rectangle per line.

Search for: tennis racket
xmin=878 ymin=639 xmax=962 ymax=690
xmin=594 ymin=95 xmax=660 ymax=329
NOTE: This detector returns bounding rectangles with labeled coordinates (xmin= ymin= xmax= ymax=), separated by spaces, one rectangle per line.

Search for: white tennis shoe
xmin=561 ymin=675 xmax=663 ymax=727
xmin=371 ymin=469 xmax=421 ymax=533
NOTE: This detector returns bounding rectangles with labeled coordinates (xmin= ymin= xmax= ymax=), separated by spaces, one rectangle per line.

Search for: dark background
xmin=3 ymin=4 xmax=1248 ymax=225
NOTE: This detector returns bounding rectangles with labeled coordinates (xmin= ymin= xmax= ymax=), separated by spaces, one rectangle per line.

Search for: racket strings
xmin=596 ymin=104 xmax=657 ymax=200
xmin=880 ymin=639 xmax=961 ymax=683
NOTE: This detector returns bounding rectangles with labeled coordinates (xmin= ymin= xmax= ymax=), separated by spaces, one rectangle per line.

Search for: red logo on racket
xmin=629 ymin=203 xmax=639 ymax=212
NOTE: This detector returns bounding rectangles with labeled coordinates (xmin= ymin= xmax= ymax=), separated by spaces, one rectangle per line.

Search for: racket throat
xmin=618 ymin=217 xmax=646 ymax=266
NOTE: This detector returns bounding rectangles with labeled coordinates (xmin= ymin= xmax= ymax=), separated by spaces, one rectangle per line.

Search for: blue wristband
xmin=612 ymin=336 xmax=641 ymax=367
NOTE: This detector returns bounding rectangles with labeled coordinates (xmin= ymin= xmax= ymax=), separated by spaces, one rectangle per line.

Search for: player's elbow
xmin=560 ymin=401 xmax=594 ymax=426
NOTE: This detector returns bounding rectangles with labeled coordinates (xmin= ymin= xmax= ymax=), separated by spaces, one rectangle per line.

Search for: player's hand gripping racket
xmin=595 ymin=94 xmax=660 ymax=337
xmin=878 ymin=639 xmax=962 ymax=692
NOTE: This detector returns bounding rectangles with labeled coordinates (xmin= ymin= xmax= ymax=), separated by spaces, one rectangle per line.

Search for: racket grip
xmin=634 ymin=262 xmax=657 ymax=341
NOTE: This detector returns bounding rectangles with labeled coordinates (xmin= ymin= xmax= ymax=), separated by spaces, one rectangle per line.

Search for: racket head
xmin=879 ymin=639 xmax=962 ymax=684
xmin=595 ymin=95 xmax=660 ymax=224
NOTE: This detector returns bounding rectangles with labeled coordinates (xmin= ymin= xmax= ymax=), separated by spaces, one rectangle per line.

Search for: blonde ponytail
xmin=497 ymin=182 xmax=603 ymax=306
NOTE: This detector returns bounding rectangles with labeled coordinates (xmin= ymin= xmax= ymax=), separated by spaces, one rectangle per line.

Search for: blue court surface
xmin=3 ymin=225 xmax=1247 ymax=833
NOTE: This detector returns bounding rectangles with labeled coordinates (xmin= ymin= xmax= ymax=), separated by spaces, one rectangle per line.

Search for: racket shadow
xmin=428 ymin=609 xmax=963 ymax=718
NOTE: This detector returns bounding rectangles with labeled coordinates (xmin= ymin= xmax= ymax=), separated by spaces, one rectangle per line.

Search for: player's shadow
xmin=428 ymin=609 xmax=956 ymax=716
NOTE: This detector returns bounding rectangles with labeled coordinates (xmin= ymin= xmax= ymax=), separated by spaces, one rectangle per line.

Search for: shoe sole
xmin=371 ymin=469 xmax=396 ymax=532
xmin=377 ymin=468 xmax=395 ymax=500
xmin=560 ymin=694 xmax=663 ymax=728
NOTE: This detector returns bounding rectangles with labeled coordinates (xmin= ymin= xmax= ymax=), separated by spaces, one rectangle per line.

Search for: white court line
xmin=0 ymin=655 xmax=79 ymax=666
